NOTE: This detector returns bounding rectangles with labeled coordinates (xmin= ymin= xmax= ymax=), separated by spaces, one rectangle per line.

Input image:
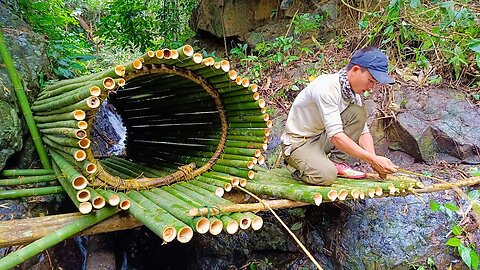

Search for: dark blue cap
xmin=350 ymin=48 xmax=394 ymax=84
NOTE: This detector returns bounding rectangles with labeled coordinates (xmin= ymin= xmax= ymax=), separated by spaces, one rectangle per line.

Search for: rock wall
xmin=0 ymin=2 xmax=47 ymax=169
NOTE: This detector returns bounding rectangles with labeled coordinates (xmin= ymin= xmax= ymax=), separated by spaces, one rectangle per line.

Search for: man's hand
xmin=368 ymin=155 xmax=399 ymax=179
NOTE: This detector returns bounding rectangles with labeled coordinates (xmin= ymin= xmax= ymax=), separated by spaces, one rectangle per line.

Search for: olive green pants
xmin=283 ymin=104 xmax=367 ymax=186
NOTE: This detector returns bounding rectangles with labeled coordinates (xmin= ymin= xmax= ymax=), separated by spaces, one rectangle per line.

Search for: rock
xmin=190 ymin=0 xmax=280 ymax=38
xmin=0 ymin=99 xmax=22 ymax=170
xmin=387 ymin=87 xmax=480 ymax=164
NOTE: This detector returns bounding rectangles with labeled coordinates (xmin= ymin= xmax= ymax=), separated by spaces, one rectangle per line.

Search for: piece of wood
xmin=0 ymin=212 xmax=142 ymax=247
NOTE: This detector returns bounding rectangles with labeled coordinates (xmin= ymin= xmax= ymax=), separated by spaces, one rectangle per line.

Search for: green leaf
xmin=476 ymin=53 xmax=480 ymax=69
xmin=469 ymin=39 xmax=480 ymax=53
xmin=471 ymin=249 xmax=479 ymax=270
xmin=459 ymin=245 xmax=472 ymax=268
xmin=291 ymin=222 xmax=302 ymax=231
xmin=410 ymin=0 xmax=421 ymax=8
xmin=445 ymin=202 xmax=459 ymax=212
xmin=430 ymin=200 xmax=441 ymax=212
xmin=358 ymin=17 xmax=369 ymax=29
xmin=452 ymin=225 xmax=462 ymax=236
xmin=446 ymin=237 xmax=461 ymax=247
xmin=290 ymin=85 xmax=300 ymax=91
xmin=468 ymin=190 xmax=479 ymax=200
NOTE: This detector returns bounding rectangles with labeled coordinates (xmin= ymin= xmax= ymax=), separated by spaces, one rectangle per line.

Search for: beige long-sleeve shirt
xmin=282 ymin=73 xmax=369 ymax=146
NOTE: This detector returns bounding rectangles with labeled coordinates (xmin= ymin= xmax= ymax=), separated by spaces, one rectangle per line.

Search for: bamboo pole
xmin=0 ymin=174 xmax=57 ymax=186
xmin=52 ymin=163 xmax=92 ymax=214
xmin=0 ymin=186 xmax=64 ymax=199
xmin=0 ymin=169 xmax=54 ymax=177
xmin=0 ymin=207 xmax=118 ymax=269
xmin=0 ymin=31 xmax=51 ymax=169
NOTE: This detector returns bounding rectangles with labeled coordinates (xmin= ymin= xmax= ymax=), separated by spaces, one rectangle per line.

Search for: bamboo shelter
xmin=4 ymin=41 xmax=478 ymax=269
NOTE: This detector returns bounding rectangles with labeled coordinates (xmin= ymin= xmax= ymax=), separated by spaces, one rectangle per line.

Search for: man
xmin=281 ymin=47 xmax=398 ymax=186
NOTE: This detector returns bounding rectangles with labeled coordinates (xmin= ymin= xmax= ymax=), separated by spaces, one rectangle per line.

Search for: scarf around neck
xmin=338 ymin=67 xmax=357 ymax=104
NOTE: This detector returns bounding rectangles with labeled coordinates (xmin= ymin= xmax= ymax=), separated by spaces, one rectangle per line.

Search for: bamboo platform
xmin=1 ymin=41 xmax=479 ymax=268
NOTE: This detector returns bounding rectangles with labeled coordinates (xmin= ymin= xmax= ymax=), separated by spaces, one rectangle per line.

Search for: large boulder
xmin=385 ymin=87 xmax=480 ymax=164
xmin=0 ymin=99 xmax=22 ymax=169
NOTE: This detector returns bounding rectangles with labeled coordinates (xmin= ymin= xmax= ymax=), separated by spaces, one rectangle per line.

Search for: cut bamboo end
xmin=139 ymin=57 xmax=145 ymax=63
xmin=73 ymin=110 xmax=86 ymax=121
xmin=235 ymin=77 xmax=242 ymax=85
xmin=327 ymin=190 xmax=338 ymax=202
xmin=77 ymin=121 xmax=88 ymax=130
xmin=368 ymin=189 xmax=376 ymax=198
xmin=163 ymin=49 xmax=172 ymax=59
xmin=254 ymin=150 xmax=262 ymax=157
xmin=78 ymin=138 xmax=91 ymax=149
xmin=115 ymin=65 xmax=126 ymax=76
xmin=74 ymin=150 xmax=87 ymax=162
xmin=204 ymin=57 xmax=214 ymax=66
xmin=107 ymin=194 xmax=120 ymax=206
xmin=257 ymin=155 xmax=265 ymax=165
xmin=118 ymin=78 xmax=126 ymax=87
xmin=375 ymin=187 xmax=383 ymax=196
xmin=252 ymin=157 xmax=258 ymax=164
xmin=192 ymin=53 xmax=203 ymax=64
xmin=359 ymin=191 xmax=365 ymax=200
xmin=262 ymin=114 xmax=270 ymax=122
xmin=239 ymin=178 xmax=247 ymax=187
xmin=220 ymin=60 xmax=230 ymax=72
xmin=261 ymin=107 xmax=267 ymax=114
xmin=231 ymin=177 xmax=240 ymax=186
xmin=247 ymin=161 xmax=254 ymax=170
xmin=75 ymin=129 xmax=87 ymax=139
xmin=250 ymin=84 xmax=258 ymax=92
xmin=79 ymin=201 xmax=93 ymax=214
xmin=92 ymin=196 xmax=106 ymax=209
xmin=119 ymin=199 xmax=131 ymax=210
xmin=252 ymin=92 xmax=260 ymax=101
xmin=209 ymin=218 xmax=223 ymax=235
xmin=146 ymin=50 xmax=155 ymax=58
xmin=251 ymin=216 xmax=263 ymax=231
xmin=103 ymin=77 xmax=116 ymax=90
xmin=228 ymin=70 xmax=237 ymax=80
xmin=87 ymin=96 xmax=100 ymax=109
xmin=155 ymin=50 xmax=164 ymax=59
xmin=241 ymin=78 xmax=250 ymax=87
xmin=133 ymin=59 xmax=143 ymax=69
xmin=85 ymin=163 xmax=97 ymax=174
xmin=170 ymin=49 xmax=179 ymax=60
xmin=226 ymin=220 xmax=239 ymax=234
xmin=177 ymin=226 xmax=193 ymax=243
xmin=264 ymin=129 xmax=270 ymax=137
xmin=258 ymin=99 xmax=266 ymax=109
xmin=182 ymin=45 xmax=194 ymax=57
xmin=239 ymin=216 xmax=251 ymax=230
xmin=337 ymin=189 xmax=349 ymax=201
xmin=76 ymin=189 xmax=91 ymax=202
xmin=265 ymin=121 xmax=273 ymax=129
xmin=195 ymin=217 xmax=210 ymax=234
xmin=215 ymin=187 xmax=224 ymax=197
xmin=263 ymin=137 xmax=268 ymax=144
xmin=72 ymin=176 xmax=88 ymax=190
xmin=351 ymin=190 xmax=360 ymax=199
xmin=314 ymin=194 xmax=323 ymax=206
xmin=224 ymin=183 xmax=232 ymax=192
xmin=213 ymin=62 xmax=221 ymax=69
xmin=163 ymin=227 xmax=176 ymax=242
xmin=89 ymin=86 xmax=102 ymax=96
xmin=416 ymin=181 xmax=425 ymax=188
xmin=247 ymin=171 xmax=255 ymax=179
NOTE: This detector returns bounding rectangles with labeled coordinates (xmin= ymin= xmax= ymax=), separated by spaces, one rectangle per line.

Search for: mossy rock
xmin=0 ymin=99 xmax=23 ymax=169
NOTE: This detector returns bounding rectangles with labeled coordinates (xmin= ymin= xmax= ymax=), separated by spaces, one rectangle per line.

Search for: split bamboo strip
xmin=0 ymin=31 xmax=50 ymax=169
xmin=0 ymin=206 xmax=118 ymax=270
xmin=0 ymin=174 xmax=57 ymax=186
xmin=0 ymin=169 xmax=54 ymax=177
xmin=127 ymin=191 xmax=193 ymax=243
xmin=102 ymin=158 xmax=158 ymax=178
xmin=0 ymin=186 xmax=64 ymax=199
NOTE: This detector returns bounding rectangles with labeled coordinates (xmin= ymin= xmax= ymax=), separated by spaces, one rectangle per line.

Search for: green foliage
xmin=429 ymin=197 xmax=479 ymax=270
xmin=96 ymin=0 xmax=197 ymax=52
xmin=293 ymin=13 xmax=323 ymax=37
xmin=249 ymin=258 xmax=273 ymax=270
xmin=14 ymin=0 xmax=94 ymax=79
xmin=358 ymin=0 xmax=480 ymax=82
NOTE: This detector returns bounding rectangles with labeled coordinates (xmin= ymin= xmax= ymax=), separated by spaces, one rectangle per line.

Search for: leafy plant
xmin=430 ymin=197 xmax=479 ymax=270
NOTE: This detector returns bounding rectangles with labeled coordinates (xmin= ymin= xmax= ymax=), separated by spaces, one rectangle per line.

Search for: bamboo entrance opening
xmin=89 ymin=64 xmax=229 ymax=190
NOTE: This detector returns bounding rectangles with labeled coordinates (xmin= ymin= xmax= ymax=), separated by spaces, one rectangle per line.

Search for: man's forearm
xmin=359 ymin=132 xmax=375 ymax=155
xmin=330 ymin=132 xmax=375 ymax=163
